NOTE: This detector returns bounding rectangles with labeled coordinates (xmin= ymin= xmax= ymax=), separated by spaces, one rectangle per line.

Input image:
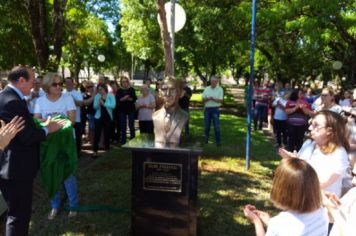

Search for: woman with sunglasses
xmin=315 ymin=87 xmax=342 ymax=114
xmin=92 ymin=83 xmax=116 ymax=156
xmin=279 ymin=110 xmax=350 ymax=197
xmin=82 ymin=81 xmax=95 ymax=145
xmin=34 ymin=73 xmax=79 ymax=220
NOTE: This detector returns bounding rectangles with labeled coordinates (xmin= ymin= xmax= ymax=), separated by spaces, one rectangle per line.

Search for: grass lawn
xmin=29 ymin=110 xmax=279 ymax=236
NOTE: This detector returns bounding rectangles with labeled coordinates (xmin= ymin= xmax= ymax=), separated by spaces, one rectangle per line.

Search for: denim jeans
xmin=51 ymin=174 xmax=78 ymax=210
xmin=254 ymin=104 xmax=268 ymax=130
xmin=120 ymin=112 xmax=135 ymax=144
xmin=204 ymin=107 xmax=221 ymax=145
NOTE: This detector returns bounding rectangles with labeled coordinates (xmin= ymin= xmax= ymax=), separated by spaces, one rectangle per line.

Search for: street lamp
xmin=97 ymin=54 xmax=106 ymax=63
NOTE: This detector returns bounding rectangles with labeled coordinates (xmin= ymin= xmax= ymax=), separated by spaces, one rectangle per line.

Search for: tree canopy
xmin=0 ymin=0 xmax=354 ymax=86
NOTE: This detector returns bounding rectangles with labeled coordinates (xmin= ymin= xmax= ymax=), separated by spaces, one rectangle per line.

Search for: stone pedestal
xmin=123 ymin=134 xmax=202 ymax=236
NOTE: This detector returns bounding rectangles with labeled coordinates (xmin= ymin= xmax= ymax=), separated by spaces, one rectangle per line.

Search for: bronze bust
xmin=152 ymin=77 xmax=188 ymax=144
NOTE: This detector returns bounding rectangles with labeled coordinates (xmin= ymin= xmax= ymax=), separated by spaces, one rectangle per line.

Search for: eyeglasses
xmin=310 ymin=123 xmax=327 ymax=131
xmin=343 ymin=111 xmax=356 ymax=119
xmin=52 ymin=82 xmax=63 ymax=87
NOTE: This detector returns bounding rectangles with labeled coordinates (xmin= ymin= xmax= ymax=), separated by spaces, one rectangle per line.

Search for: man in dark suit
xmin=0 ymin=66 xmax=63 ymax=236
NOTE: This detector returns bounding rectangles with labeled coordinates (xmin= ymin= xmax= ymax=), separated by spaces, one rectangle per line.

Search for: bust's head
xmin=160 ymin=76 xmax=183 ymax=111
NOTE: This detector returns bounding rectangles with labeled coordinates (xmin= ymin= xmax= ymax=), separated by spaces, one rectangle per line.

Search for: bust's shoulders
xmin=152 ymin=107 xmax=165 ymax=118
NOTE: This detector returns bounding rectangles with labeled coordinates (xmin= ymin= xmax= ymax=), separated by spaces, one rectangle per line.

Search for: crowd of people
xmin=245 ymin=80 xmax=356 ymax=235
xmin=0 ymin=65 xmax=228 ymax=235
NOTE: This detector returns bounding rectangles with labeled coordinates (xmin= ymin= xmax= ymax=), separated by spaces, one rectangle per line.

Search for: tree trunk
xmin=52 ymin=0 xmax=67 ymax=70
xmin=74 ymin=62 xmax=81 ymax=84
xmin=25 ymin=0 xmax=49 ymax=71
xmin=193 ymin=64 xmax=207 ymax=86
xmin=87 ymin=62 xmax=91 ymax=80
xmin=25 ymin=0 xmax=67 ymax=72
xmin=144 ymin=60 xmax=151 ymax=80
xmin=156 ymin=0 xmax=173 ymax=77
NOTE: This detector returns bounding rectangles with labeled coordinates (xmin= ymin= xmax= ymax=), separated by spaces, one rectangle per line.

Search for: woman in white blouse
xmin=34 ymin=73 xmax=79 ymax=220
xmin=279 ymin=110 xmax=350 ymax=197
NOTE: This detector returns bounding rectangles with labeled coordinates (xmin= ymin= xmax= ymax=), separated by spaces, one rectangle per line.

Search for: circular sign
xmin=97 ymin=54 xmax=105 ymax=62
xmin=157 ymin=3 xmax=186 ymax=33
xmin=332 ymin=61 xmax=342 ymax=70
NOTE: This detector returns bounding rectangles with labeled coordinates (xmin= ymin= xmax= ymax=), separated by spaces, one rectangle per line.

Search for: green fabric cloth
xmin=33 ymin=116 xmax=77 ymax=198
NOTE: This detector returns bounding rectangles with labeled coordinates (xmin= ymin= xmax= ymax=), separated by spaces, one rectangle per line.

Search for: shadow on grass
xmin=197 ymin=166 xmax=274 ymax=236
xmin=29 ymin=149 xmax=132 ymax=236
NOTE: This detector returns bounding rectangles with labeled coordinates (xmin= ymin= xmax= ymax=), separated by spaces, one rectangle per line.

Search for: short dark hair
xmin=289 ymin=89 xmax=300 ymax=101
xmin=8 ymin=66 xmax=31 ymax=82
xmin=97 ymin=83 xmax=108 ymax=93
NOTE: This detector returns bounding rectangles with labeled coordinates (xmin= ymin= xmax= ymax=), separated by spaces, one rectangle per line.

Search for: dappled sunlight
xmin=197 ymin=151 xmax=276 ymax=236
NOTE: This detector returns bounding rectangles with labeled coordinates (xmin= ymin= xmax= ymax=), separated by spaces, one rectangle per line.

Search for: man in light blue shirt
xmin=202 ymin=76 xmax=223 ymax=146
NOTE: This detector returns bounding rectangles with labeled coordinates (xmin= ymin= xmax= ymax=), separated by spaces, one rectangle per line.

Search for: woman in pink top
xmin=285 ymin=89 xmax=311 ymax=152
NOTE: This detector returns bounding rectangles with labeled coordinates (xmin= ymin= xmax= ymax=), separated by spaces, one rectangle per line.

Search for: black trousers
xmin=0 ymin=178 xmax=33 ymax=236
xmin=273 ymin=119 xmax=287 ymax=146
xmin=93 ymin=118 xmax=111 ymax=152
xmin=74 ymin=122 xmax=82 ymax=157
xmin=287 ymin=124 xmax=307 ymax=152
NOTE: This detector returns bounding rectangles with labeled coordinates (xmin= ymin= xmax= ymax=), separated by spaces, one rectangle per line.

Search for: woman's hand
xmin=278 ymin=148 xmax=298 ymax=159
xmin=323 ymin=191 xmax=341 ymax=208
xmin=0 ymin=116 xmax=25 ymax=150
xmin=244 ymin=204 xmax=267 ymax=236
xmin=255 ymin=210 xmax=270 ymax=226
xmin=243 ymin=204 xmax=260 ymax=222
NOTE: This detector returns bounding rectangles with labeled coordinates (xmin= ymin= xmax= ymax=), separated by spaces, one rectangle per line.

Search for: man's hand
xmin=0 ymin=116 xmax=25 ymax=150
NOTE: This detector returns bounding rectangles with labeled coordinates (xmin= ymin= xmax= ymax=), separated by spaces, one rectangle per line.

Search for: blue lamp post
xmin=246 ymin=0 xmax=257 ymax=170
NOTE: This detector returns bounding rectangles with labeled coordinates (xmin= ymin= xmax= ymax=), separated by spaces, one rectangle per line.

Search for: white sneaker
xmin=68 ymin=211 xmax=77 ymax=218
xmin=48 ymin=209 xmax=58 ymax=220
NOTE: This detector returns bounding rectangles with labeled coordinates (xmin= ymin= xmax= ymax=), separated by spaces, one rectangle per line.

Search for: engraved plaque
xmin=143 ymin=162 xmax=182 ymax=192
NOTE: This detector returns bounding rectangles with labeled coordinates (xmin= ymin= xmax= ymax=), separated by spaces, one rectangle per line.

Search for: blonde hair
xmin=42 ymin=73 xmax=62 ymax=93
xmin=271 ymin=158 xmax=322 ymax=213
xmin=322 ymin=87 xmax=336 ymax=102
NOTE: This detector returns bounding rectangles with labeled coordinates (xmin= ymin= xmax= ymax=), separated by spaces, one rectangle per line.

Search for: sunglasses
xmin=52 ymin=82 xmax=63 ymax=87
xmin=343 ymin=111 xmax=356 ymax=119
xmin=86 ymin=85 xmax=93 ymax=89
